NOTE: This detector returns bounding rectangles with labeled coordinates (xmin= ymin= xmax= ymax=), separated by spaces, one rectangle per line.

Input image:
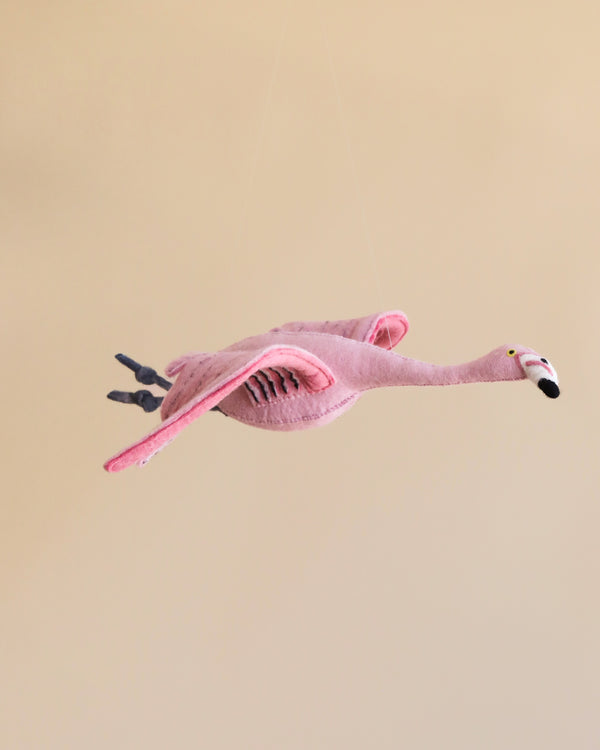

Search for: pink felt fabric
xmin=272 ymin=310 xmax=409 ymax=349
xmin=104 ymin=311 xmax=558 ymax=472
xmin=104 ymin=346 xmax=336 ymax=472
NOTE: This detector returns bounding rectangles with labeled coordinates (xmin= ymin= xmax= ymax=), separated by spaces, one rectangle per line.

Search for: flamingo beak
xmin=519 ymin=354 xmax=560 ymax=398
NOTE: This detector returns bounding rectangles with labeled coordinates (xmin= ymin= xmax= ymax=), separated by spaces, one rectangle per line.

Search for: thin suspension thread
xmin=319 ymin=12 xmax=393 ymax=349
xmin=236 ymin=0 xmax=293 ymax=253
xmin=237 ymin=3 xmax=392 ymax=350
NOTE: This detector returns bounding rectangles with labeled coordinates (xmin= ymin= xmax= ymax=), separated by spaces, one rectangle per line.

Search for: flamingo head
xmin=498 ymin=345 xmax=560 ymax=398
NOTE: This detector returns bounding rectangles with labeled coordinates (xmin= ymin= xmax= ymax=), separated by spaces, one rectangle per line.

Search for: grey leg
xmin=107 ymin=389 xmax=164 ymax=413
xmin=115 ymin=353 xmax=172 ymax=390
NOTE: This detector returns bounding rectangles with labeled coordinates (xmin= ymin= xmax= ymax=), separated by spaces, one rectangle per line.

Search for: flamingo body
xmin=104 ymin=311 xmax=559 ymax=472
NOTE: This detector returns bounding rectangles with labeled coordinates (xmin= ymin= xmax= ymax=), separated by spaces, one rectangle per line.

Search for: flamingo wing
xmin=104 ymin=345 xmax=336 ymax=472
xmin=275 ymin=311 xmax=409 ymax=350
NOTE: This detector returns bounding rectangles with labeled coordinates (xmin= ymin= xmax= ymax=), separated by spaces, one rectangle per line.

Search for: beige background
xmin=2 ymin=1 xmax=599 ymax=748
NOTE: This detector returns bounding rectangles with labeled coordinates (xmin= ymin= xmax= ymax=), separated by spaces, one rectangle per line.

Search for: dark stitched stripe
xmin=260 ymin=369 xmax=278 ymax=397
xmin=269 ymin=368 xmax=287 ymax=393
xmin=252 ymin=374 xmax=269 ymax=400
xmin=245 ymin=381 xmax=259 ymax=403
xmin=283 ymin=367 xmax=300 ymax=389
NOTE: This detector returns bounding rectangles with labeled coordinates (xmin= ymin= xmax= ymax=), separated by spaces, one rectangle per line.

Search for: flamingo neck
xmin=353 ymin=349 xmax=521 ymax=390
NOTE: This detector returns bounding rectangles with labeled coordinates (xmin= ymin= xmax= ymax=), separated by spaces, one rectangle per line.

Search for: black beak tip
xmin=538 ymin=378 xmax=560 ymax=399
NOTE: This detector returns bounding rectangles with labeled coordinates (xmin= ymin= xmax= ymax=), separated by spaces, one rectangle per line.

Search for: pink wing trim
xmin=366 ymin=312 xmax=410 ymax=349
xmin=275 ymin=310 xmax=409 ymax=349
xmin=103 ymin=346 xmax=335 ymax=473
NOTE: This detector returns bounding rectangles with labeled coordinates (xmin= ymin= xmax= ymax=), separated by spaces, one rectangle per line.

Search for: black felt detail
xmin=245 ymin=381 xmax=259 ymax=403
xmin=283 ymin=368 xmax=300 ymax=389
xmin=252 ymin=374 xmax=269 ymax=400
xmin=269 ymin=367 xmax=287 ymax=393
xmin=537 ymin=378 xmax=560 ymax=398
xmin=260 ymin=369 xmax=278 ymax=397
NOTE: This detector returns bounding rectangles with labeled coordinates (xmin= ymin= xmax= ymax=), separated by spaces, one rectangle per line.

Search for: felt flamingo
xmin=104 ymin=311 xmax=559 ymax=472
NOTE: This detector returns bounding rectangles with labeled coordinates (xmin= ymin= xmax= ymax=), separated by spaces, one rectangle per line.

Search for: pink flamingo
xmin=104 ymin=311 xmax=559 ymax=472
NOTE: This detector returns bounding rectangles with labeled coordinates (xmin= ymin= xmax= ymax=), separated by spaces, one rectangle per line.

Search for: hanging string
xmin=236 ymin=2 xmax=392 ymax=348
xmin=235 ymin=0 xmax=293 ymax=254
xmin=319 ymin=10 xmax=393 ymax=349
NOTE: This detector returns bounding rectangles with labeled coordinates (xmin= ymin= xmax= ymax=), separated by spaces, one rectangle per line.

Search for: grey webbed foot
xmin=107 ymin=353 xmax=171 ymax=413
xmin=115 ymin=353 xmax=172 ymax=391
xmin=107 ymin=389 xmax=164 ymax=413
xmin=107 ymin=354 xmax=224 ymax=416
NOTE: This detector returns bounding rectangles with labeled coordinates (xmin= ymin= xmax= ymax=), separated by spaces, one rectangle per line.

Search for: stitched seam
xmin=271 ymin=330 xmax=372 ymax=344
xmin=230 ymin=393 xmax=359 ymax=426
xmin=358 ymin=375 xmax=520 ymax=393
xmin=168 ymin=368 xmax=196 ymax=413
xmin=167 ymin=346 xmax=334 ymax=416
xmin=269 ymin=314 xmax=407 ymax=349
xmin=268 ymin=329 xmax=405 ymax=354
xmin=239 ymin=386 xmax=311 ymax=409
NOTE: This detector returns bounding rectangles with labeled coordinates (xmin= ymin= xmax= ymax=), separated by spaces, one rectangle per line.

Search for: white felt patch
xmin=518 ymin=353 xmax=559 ymax=386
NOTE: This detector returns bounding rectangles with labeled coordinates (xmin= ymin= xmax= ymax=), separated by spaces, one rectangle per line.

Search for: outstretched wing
xmin=104 ymin=345 xmax=335 ymax=472
xmin=275 ymin=310 xmax=409 ymax=349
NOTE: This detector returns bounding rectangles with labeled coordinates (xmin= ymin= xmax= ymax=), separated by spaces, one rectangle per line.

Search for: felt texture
xmin=104 ymin=311 xmax=559 ymax=472
xmin=274 ymin=311 xmax=409 ymax=350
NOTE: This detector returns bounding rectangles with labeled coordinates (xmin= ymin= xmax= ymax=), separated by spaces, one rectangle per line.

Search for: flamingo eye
xmin=507 ymin=349 xmax=516 ymax=357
